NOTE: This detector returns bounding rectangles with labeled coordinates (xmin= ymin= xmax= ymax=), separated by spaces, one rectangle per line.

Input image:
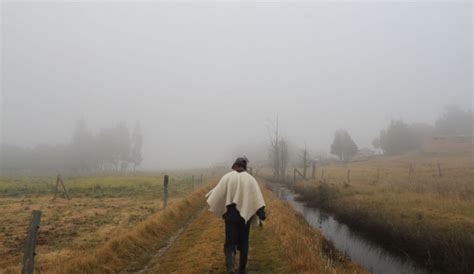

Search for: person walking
xmin=205 ymin=157 xmax=266 ymax=274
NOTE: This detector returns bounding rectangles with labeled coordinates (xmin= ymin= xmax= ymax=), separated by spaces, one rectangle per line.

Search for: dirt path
xmin=133 ymin=208 xmax=206 ymax=274
xmin=140 ymin=208 xmax=288 ymax=273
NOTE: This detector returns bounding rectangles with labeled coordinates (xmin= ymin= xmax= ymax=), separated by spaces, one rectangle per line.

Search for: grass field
xmin=0 ymin=172 xmax=368 ymax=273
xmin=0 ymin=173 xmax=204 ymax=273
xmin=51 ymin=181 xmax=366 ymax=274
xmin=0 ymin=173 xmax=199 ymax=197
xmin=291 ymin=152 xmax=473 ymax=273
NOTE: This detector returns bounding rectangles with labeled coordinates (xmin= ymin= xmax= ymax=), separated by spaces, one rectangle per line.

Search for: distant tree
xmin=70 ymin=119 xmax=95 ymax=172
xmin=330 ymin=129 xmax=358 ymax=162
xmin=372 ymin=137 xmax=381 ymax=150
xmin=434 ymin=106 xmax=473 ymax=136
xmin=2 ymin=120 xmax=139 ymax=174
xmin=115 ymin=122 xmax=131 ymax=171
xmin=96 ymin=123 xmax=131 ymax=171
xmin=131 ymin=122 xmax=143 ymax=171
xmin=96 ymin=127 xmax=117 ymax=170
xmin=267 ymin=116 xmax=289 ymax=180
xmin=375 ymin=120 xmax=419 ymax=155
xmin=409 ymin=122 xmax=434 ymax=148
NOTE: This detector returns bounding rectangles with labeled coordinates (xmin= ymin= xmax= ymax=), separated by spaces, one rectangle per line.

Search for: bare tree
xmin=267 ymin=115 xmax=289 ymax=181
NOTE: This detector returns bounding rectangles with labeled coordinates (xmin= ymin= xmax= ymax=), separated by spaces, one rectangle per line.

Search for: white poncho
xmin=205 ymin=170 xmax=265 ymax=224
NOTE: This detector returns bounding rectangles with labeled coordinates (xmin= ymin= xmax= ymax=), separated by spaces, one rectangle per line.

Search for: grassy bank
xmin=259 ymin=182 xmax=366 ymax=273
xmin=291 ymin=152 xmax=473 ymax=273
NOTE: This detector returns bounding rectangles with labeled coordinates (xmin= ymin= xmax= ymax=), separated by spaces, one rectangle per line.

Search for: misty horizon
xmin=1 ymin=2 xmax=472 ymax=169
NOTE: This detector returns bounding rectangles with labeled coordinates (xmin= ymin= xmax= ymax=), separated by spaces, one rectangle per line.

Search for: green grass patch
xmin=0 ymin=174 xmax=199 ymax=197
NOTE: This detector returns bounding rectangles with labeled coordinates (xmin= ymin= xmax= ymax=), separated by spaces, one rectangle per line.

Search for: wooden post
xmin=311 ymin=161 xmax=316 ymax=179
xmin=191 ymin=175 xmax=195 ymax=190
xmin=303 ymin=150 xmax=308 ymax=180
xmin=22 ymin=210 xmax=41 ymax=274
xmin=163 ymin=175 xmax=169 ymax=208
xmin=321 ymin=169 xmax=325 ymax=181
xmin=437 ymin=161 xmax=443 ymax=177
xmin=347 ymin=169 xmax=351 ymax=184
xmin=53 ymin=174 xmax=70 ymax=200
xmin=294 ymin=168 xmax=305 ymax=181
xmin=60 ymin=176 xmax=70 ymax=200
xmin=293 ymin=168 xmax=297 ymax=183
xmin=53 ymin=176 xmax=60 ymax=200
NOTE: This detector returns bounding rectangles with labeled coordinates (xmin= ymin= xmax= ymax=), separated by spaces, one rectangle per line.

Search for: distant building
xmin=423 ymin=135 xmax=473 ymax=153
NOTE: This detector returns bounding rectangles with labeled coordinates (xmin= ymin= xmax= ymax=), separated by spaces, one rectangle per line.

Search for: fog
xmin=1 ymin=1 xmax=472 ymax=169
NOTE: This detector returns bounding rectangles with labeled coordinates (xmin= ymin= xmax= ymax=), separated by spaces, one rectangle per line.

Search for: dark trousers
xmin=224 ymin=219 xmax=251 ymax=273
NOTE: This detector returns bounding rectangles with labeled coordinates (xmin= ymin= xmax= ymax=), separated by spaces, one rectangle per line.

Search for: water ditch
xmin=267 ymin=182 xmax=430 ymax=274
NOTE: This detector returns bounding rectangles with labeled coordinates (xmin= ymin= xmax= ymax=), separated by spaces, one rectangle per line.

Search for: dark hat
xmin=232 ymin=157 xmax=249 ymax=170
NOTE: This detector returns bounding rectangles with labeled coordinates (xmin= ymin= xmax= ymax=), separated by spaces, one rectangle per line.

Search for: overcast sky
xmin=1 ymin=1 xmax=472 ymax=169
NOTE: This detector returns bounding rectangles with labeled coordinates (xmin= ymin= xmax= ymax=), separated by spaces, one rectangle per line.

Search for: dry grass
xmin=144 ymin=181 xmax=366 ymax=273
xmin=0 ymin=195 xmax=177 ymax=273
xmin=50 ymin=184 xmax=212 ymax=273
xmin=1 ymin=170 xmax=374 ymax=273
xmin=259 ymin=183 xmax=366 ymax=274
xmin=314 ymin=152 xmax=473 ymax=198
xmin=292 ymin=152 xmax=474 ymax=273
xmin=0 ymin=174 xmax=203 ymax=274
xmin=27 ymin=178 xmax=367 ymax=273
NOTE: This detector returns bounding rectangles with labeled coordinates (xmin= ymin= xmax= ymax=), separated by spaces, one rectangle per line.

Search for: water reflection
xmin=269 ymin=183 xmax=429 ymax=274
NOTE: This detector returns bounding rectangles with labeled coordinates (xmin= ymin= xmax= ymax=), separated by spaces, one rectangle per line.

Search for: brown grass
xmin=50 ymin=184 xmax=212 ymax=273
xmin=292 ymin=152 xmax=474 ymax=273
xmin=42 ymin=180 xmax=367 ymax=273
xmin=0 ymin=195 xmax=177 ymax=274
xmin=260 ymin=183 xmax=366 ymax=274
xmin=143 ymin=181 xmax=366 ymax=273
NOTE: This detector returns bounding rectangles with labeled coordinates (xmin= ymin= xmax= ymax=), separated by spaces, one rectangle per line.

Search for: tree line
xmin=0 ymin=120 xmax=143 ymax=174
xmin=268 ymin=106 xmax=472 ymax=173
xmin=333 ymin=106 xmax=472 ymax=161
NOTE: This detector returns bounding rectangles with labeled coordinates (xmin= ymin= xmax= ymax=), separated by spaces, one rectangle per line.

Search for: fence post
xmin=311 ymin=161 xmax=316 ymax=179
xmin=408 ymin=164 xmax=414 ymax=180
xmin=163 ymin=175 xmax=169 ymax=208
xmin=191 ymin=175 xmax=195 ymax=190
xmin=22 ymin=210 xmax=41 ymax=274
xmin=53 ymin=175 xmax=70 ymax=200
xmin=59 ymin=175 xmax=70 ymax=200
xmin=347 ymin=169 xmax=351 ymax=184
